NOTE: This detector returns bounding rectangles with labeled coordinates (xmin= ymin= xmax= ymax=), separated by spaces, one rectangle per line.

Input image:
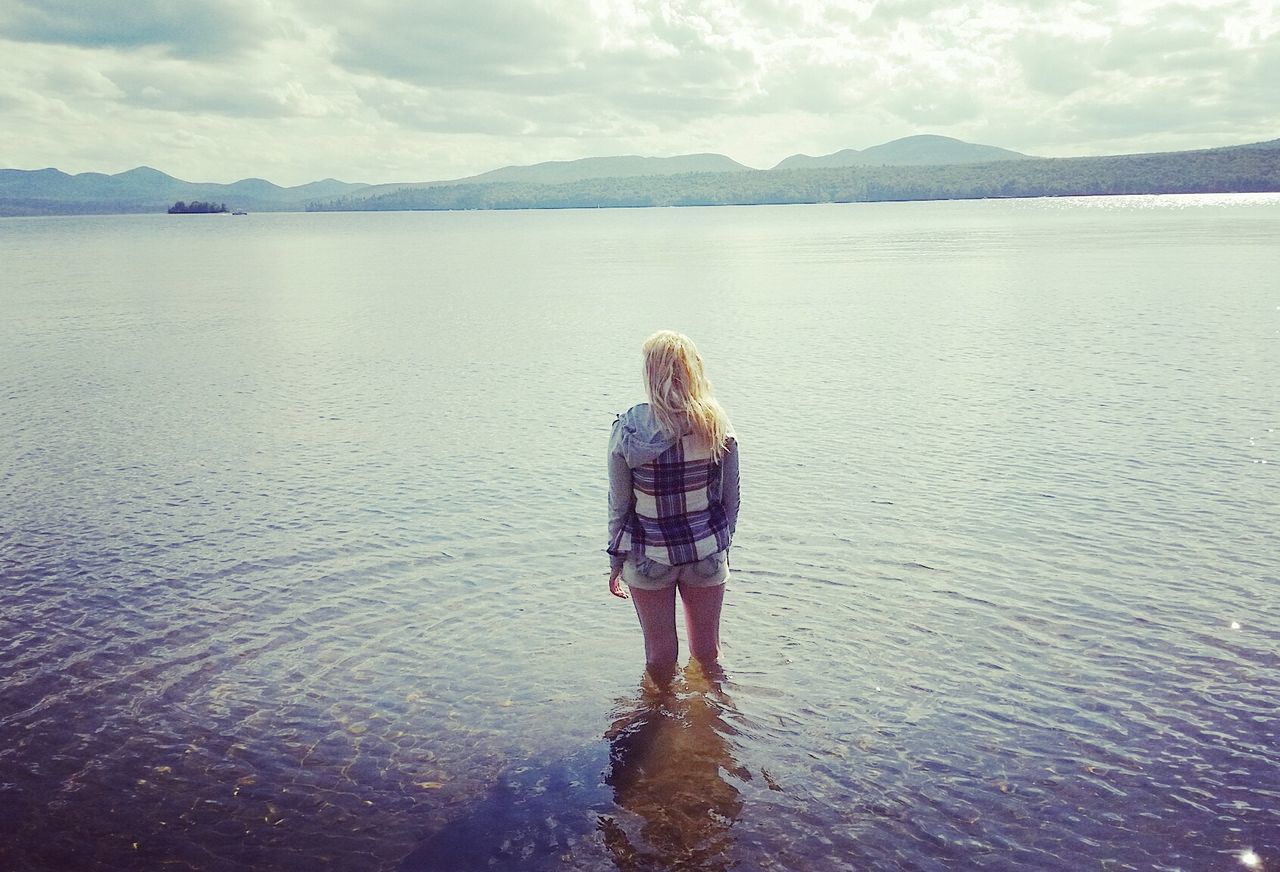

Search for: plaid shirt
xmin=609 ymin=431 xmax=734 ymax=566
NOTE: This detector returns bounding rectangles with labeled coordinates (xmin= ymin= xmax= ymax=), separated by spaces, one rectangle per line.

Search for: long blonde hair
xmin=642 ymin=330 xmax=732 ymax=462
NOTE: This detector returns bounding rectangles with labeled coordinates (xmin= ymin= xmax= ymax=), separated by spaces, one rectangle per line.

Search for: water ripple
xmin=2 ymin=200 xmax=1278 ymax=869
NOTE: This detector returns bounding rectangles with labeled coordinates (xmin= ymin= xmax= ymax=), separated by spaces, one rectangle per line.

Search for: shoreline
xmin=5 ymin=186 xmax=1280 ymax=219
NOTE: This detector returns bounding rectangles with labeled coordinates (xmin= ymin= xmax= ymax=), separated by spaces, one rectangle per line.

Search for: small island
xmin=168 ymin=200 xmax=228 ymax=214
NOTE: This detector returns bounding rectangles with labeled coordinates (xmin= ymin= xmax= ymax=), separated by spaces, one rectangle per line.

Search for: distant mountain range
xmin=310 ymin=137 xmax=1280 ymax=213
xmin=2 ymin=134 xmax=1278 ymax=216
xmin=774 ymin=135 xmax=1028 ymax=169
xmin=0 ymin=167 xmax=368 ymax=216
xmin=331 ymin=136 xmax=1025 ymax=200
xmin=355 ymin=152 xmax=756 ymax=199
xmin=0 ymin=135 xmax=1030 ymax=215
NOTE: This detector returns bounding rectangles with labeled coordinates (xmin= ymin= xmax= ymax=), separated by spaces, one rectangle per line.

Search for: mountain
xmin=0 ymin=167 xmax=370 ymax=216
xmin=289 ymin=178 xmax=371 ymax=199
xmin=5 ymin=136 xmax=1279 ymax=217
xmin=1229 ymin=138 xmax=1280 ymax=151
xmin=774 ymin=135 xmax=1029 ymax=169
xmin=773 ymin=148 xmax=864 ymax=170
xmin=310 ymin=139 xmax=1280 ymax=213
xmin=354 ymin=153 xmax=752 ymax=198
xmin=469 ymin=152 xmax=751 ymax=183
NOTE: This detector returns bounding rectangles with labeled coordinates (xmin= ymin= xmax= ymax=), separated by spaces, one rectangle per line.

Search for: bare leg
xmin=679 ymin=582 xmax=725 ymax=675
xmin=629 ymin=586 xmax=678 ymax=683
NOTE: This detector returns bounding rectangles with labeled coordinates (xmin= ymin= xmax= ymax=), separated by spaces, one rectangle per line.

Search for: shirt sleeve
xmin=607 ymin=424 xmax=633 ymax=571
xmin=721 ymin=438 xmax=740 ymax=539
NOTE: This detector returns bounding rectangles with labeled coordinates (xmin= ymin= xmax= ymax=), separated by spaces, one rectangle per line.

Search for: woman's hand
xmin=608 ymin=567 xmax=629 ymax=599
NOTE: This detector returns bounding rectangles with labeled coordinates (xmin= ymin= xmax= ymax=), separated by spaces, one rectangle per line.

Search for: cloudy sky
xmin=1 ymin=0 xmax=1277 ymax=186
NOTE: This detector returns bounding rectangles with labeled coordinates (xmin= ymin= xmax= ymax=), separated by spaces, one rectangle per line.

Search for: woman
xmin=607 ymin=330 xmax=740 ymax=680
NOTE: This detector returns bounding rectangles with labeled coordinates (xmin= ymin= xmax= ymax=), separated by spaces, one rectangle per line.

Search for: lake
xmin=1 ymin=195 xmax=1277 ymax=870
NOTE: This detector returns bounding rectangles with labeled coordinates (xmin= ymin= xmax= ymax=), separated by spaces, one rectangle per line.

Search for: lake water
xmin=1 ymin=195 xmax=1277 ymax=871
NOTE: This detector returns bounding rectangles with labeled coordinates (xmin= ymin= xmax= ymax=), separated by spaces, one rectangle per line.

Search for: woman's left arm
xmin=721 ymin=439 xmax=740 ymax=537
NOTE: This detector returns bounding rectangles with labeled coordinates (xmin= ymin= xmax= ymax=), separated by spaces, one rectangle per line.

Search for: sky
xmin=1 ymin=0 xmax=1277 ymax=186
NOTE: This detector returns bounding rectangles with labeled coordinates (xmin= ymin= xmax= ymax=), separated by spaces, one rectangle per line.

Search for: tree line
xmin=307 ymin=145 xmax=1280 ymax=212
xmin=168 ymin=201 xmax=228 ymax=214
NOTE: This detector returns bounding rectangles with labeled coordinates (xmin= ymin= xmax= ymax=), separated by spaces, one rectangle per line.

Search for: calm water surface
xmin=2 ymin=195 xmax=1278 ymax=870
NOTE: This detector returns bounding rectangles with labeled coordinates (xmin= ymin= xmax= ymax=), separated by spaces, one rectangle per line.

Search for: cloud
xmin=107 ymin=61 xmax=341 ymax=120
xmin=1069 ymin=85 xmax=1214 ymax=137
xmin=1000 ymin=2 xmax=1280 ymax=148
xmin=331 ymin=0 xmax=590 ymax=88
xmin=356 ymin=82 xmax=536 ymax=136
xmin=34 ymin=63 xmax=124 ymax=102
xmin=1014 ymin=36 xmax=1103 ymax=96
xmin=324 ymin=0 xmax=776 ymax=136
xmin=0 ymin=0 xmax=274 ymax=58
xmin=1 ymin=0 xmax=1277 ymax=184
xmin=883 ymin=84 xmax=983 ymax=126
xmin=1247 ymin=30 xmax=1280 ymax=93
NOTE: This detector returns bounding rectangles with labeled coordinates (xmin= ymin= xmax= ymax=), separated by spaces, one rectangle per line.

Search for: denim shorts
xmin=621 ymin=551 xmax=729 ymax=591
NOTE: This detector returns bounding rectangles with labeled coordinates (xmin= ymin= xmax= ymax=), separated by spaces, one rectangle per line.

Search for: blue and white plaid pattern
xmin=610 ymin=433 xmax=731 ymax=565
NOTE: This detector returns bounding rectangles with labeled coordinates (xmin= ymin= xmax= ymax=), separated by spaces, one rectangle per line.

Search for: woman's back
xmin=613 ymin=410 xmax=734 ymax=566
xmin=606 ymin=331 xmax=740 ymax=682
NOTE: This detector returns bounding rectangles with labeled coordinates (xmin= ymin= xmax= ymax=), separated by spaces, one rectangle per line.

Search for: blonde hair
xmin=642 ymin=330 xmax=732 ymax=462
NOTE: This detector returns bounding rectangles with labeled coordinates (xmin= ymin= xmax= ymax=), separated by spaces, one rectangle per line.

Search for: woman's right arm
xmin=607 ymin=431 xmax=633 ymax=598
xmin=607 ymin=413 xmax=633 ymax=573
xmin=607 ymin=447 xmax=632 ymax=570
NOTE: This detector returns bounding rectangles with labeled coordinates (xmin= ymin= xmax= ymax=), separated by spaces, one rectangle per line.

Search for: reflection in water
xmin=601 ymin=663 xmax=749 ymax=871
xmin=397 ymin=663 xmax=751 ymax=872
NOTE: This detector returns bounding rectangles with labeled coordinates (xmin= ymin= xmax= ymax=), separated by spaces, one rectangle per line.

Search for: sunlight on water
xmin=1029 ymin=191 xmax=1280 ymax=209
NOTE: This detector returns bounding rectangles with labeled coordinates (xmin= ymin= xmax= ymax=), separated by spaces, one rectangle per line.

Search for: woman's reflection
xmin=601 ymin=662 xmax=748 ymax=871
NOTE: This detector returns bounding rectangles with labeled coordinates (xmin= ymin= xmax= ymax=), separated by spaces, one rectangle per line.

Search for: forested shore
xmin=309 ymin=144 xmax=1280 ymax=212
